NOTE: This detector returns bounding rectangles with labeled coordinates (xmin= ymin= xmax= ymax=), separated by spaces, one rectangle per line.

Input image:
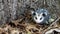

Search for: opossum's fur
xmin=31 ymin=9 xmax=50 ymax=24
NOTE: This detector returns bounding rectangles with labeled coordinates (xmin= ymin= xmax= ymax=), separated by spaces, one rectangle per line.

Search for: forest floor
xmin=0 ymin=0 xmax=60 ymax=34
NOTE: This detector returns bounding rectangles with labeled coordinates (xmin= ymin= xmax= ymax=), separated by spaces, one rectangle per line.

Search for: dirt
xmin=0 ymin=0 xmax=60 ymax=34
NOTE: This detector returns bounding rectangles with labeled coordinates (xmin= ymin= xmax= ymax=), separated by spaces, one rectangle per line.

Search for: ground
xmin=0 ymin=0 xmax=60 ymax=34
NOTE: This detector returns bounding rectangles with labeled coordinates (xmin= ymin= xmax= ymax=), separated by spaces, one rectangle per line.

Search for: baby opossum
xmin=31 ymin=8 xmax=50 ymax=25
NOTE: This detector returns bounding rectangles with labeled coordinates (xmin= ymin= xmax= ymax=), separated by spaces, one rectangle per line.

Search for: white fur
xmin=34 ymin=13 xmax=44 ymax=23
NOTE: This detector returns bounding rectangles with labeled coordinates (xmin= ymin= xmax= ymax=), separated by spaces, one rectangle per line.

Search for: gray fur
xmin=32 ymin=8 xmax=50 ymax=24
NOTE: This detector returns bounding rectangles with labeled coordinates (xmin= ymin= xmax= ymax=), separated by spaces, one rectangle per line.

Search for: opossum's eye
xmin=33 ymin=12 xmax=36 ymax=15
xmin=35 ymin=16 xmax=37 ymax=20
xmin=40 ymin=17 xmax=42 ymax=20
xmin=42 ymin=13 xmax=46 ymax=17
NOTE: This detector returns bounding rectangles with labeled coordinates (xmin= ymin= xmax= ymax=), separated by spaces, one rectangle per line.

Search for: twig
xmin=43 ymin=17 xmax=60 ymax=34
xmin=50 ymin=17 xmax=60 ymax=27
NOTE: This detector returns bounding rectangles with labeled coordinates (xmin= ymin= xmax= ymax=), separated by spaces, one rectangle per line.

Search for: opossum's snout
xmin=33 ymin=13 xmax=45 ymax=23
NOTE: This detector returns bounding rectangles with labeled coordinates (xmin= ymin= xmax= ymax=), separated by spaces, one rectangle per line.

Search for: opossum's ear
xmin=31 ymin=10 xmax=36 ymax=16
xmin=30 ymin=8 xmax=36 ymax=15
xmin=31 ymin=10 xmax=35 ymax=14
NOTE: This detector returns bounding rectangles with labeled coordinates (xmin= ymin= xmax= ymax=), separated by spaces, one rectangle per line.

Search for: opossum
xmin=31 ymin=8 xmax=50 ymax=25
